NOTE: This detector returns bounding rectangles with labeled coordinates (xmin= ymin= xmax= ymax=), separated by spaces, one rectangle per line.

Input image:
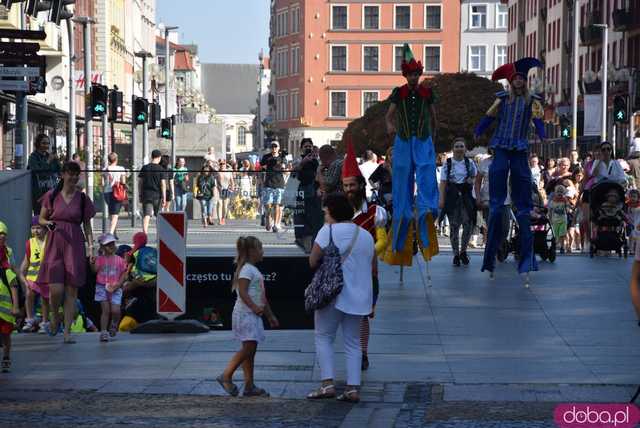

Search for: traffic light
xmin=25 ymin=0 xmax=52 ymax=17
xmin=149 ymin=103 xmax=161 ymax=129
xmin=49 ymin=0 xmax=74 ymax=25
xmin=160 ymin=118 xmax=172 ymax=139
xmin=560 ymin=115 xmax=571 ymax=140
xmin=90 ymin=84 xmax=108 ymax=117
xmin=108 ymin=90 xmax=123 ymax=122
xmin=133 ymin=97 xmax=148 ymax=125
xmin=613 ymin=96 xmax=628 ymax=123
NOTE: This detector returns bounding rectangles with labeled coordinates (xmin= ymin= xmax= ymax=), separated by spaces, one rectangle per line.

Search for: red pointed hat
xmin=341 ymin=139 xmax=362 ymax=179
xmin=492 ymin=57 xmax=543 ymax=82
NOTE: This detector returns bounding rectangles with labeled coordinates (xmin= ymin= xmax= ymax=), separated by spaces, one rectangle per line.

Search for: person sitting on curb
xmin=120 ymin=232 xmax=157 ymax=331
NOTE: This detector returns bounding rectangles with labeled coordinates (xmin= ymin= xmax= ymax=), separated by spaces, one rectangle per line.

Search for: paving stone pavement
xmin=1 ymin=242 xmax=638 ymax=426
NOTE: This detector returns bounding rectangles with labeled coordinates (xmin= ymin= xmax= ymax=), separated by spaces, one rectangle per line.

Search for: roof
xmin=174 ymin=50 xmax=195 ymax=71
xmin=201 ymin=63 xmax=258 ymax=115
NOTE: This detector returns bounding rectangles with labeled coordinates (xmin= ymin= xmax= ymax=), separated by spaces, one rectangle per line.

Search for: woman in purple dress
xmin=38 ymin=161 xmax=95 ymax=343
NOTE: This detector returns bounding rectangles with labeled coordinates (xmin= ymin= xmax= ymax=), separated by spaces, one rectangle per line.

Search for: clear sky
xmin=156 ymin=0 xmax=270 ymax=64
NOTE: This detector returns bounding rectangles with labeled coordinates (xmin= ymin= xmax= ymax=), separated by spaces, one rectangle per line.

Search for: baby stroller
xmin=504 ymin=206 xmax=557 ymax=263
xmin=589 ymin=181 xmax=628 ymax=258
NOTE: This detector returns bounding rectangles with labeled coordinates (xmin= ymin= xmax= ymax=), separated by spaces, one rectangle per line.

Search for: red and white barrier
xmin=157 ymin=212 xmax=187 ymax=320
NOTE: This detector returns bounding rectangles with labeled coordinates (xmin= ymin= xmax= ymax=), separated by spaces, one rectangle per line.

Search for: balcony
xmin=580 ymin=25 xmax=602 ymax=46
xmin=612 ymin=9 xmax=632 ymax=32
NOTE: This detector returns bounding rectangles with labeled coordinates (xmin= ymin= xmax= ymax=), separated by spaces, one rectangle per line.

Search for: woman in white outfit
xmin=307 ymin=193 xmax=375 ymax=403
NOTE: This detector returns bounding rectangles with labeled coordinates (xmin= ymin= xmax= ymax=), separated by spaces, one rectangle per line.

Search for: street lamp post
xmin=164 ymin=25 xmax=178 ymax=167
xmin=135 ymin=51 xmax=153 ymax=164
xmin=593 ymin=24 xmax=609 ymax=142
xmin=74 ymin=16 xmax=96 ymax=226
xmin=571 ymin=0 xmax=579 ymax=151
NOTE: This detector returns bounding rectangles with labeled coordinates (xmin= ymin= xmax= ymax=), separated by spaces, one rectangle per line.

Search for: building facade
xmin=270 ymin=0 xmax=461 ymax=156
xmin=505 ymin=0 xmax=640 ymax=141
xmin=460 ymin=0 xmax=509 ymax=78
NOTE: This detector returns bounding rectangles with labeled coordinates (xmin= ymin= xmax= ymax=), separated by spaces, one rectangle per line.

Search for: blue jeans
xmin=481 ymin=148 xmax=538 ymax=274
xmin=174 ymin=189 xmax=189 ymax=212
xmin=391 ymin=135 xmax=439 ymax=252
xmin=199 ymin=198 xmax=214 ymax=218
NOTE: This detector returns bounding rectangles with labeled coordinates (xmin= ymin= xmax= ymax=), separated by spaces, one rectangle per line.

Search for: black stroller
xmin=504 ymin=206 xmax=557 ymax=263
xmin=589 ymin=181 xmax=628 ymax=258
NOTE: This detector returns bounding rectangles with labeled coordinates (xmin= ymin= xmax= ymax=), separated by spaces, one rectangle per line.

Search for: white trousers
xmin=314 ymin=303 xmax=362 ymax=386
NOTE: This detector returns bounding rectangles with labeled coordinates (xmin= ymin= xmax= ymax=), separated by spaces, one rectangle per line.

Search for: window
xmin=291 ymin=7 xmax=300 ymax=33
xmin=363 ymin=5 xmax=379 ymax=29
xmin=394 ymin=45 xmax=404 ymax=72
xmin=291 ymin=45 xmax=300 ymax=75
xmin=495 ymin=45 xmax=507 ymax=68
xmin=330 ymin=91 xmax=347 ymax=117
xmin=332 ymin=5 xmax=348 ymax=30
xmin=395 ymin=5 xmax=411 ymax=29
xmin=291 ymin=92 xmax=299 ymax=119
xmin=425 ymin=5 xmax=442 ymax=29
xmin=331 ymin=45 xmax=347 ymax=71
xmin=237 ymin=126 xmax=246 ymax=147
xmin=277 ymin=93 xmax=289 ymax=121
xmin=424 ymin=46 xmax=441 ymax=72
xmin=283 ymin=10 xmax=288 ymax=35
xmin=496 ymin=4 xmax=507 ymax=28
xmin=470 ymin=4 xmax=487 ymax=29
xmin=469 ymin=46 xmax=486 ymax=71
xmin=362 ymin=91 xmax=379 ymax=114
xmin=363 ymin=45 xmax=379 ymax=72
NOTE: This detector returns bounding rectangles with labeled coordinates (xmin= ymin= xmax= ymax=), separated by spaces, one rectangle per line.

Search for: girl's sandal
xmin=216 ymin=375 xmax=239 ymax=397
xmin=243 ymin=385 xmax=270 ymax=397
xmin=336 ymin=389 xmax=360 ymax=403
xmin=307 ymin=384 xmax=336 ymax=399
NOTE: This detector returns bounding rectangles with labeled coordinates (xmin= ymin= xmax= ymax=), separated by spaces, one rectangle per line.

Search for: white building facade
xmin=460 ymin=0 xmax=509 ymax=78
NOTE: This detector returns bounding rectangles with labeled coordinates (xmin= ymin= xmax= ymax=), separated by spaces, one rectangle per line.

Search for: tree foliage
xmin=339 ymin=73 xmax=503 ymax=156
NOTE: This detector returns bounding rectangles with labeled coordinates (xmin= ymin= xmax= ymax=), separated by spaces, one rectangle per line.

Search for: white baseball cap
xmin=98 ymin=233 xmax=117 ymax=246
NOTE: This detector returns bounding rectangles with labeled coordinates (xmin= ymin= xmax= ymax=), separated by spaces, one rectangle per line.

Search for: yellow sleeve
xmin=531 ymin=99 xmax=544 ymax=120
xmin=486 ymin=98 xmax=502 ymax=117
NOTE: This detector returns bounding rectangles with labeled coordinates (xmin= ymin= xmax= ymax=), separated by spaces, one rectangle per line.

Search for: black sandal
xmin=216 ymin=375 xmax=239 ymax=397
xmin=306 ymin=384 xmax=336 ymax=399
xmin=243 ymin=385 xmax=270 ymax=397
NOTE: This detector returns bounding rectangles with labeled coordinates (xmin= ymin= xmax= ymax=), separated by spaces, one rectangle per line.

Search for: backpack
xmin=135 ymin=246 xmax=158 ymax=275
xmin=112 ymin=181 xmax=127 ymax=202
xmin=446 ymin=157 xmax=472 ymax=183
xmin=304 ymin=225 xmax=360 ymax=313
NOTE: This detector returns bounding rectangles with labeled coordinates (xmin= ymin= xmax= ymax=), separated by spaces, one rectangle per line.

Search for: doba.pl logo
xmin=554 ymin=404 xmax=640 ymax=428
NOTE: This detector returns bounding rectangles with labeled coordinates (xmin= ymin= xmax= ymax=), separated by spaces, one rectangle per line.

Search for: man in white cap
xmin=260 ymin=141 xmax=286 ymax=232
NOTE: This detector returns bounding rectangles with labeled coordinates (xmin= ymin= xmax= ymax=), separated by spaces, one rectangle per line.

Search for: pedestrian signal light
xmin=149 ymin=103 xmax=161 ymax=130
xmin=133 ymin=97 xmax=148 ymax=125
xmin=613 ymin=96 xmax=627 ymax=123
xmin=160 ymin=118 xmax=172 ymax=139
xmin=90 ymin=84 xmax=108 ymax=117
xmin=560 ymin=115 xmax=571 ymax=140
xmin=109 ymin=90 xmax=123 ymax=122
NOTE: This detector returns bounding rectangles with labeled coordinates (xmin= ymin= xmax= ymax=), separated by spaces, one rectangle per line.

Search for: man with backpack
xmin=438 ymin=138 xmax=477 ymax=266
xmin=138 ymin=150 xmax=167 ymax=234
xmin=102 ymin=152 xmax=127 ymax=236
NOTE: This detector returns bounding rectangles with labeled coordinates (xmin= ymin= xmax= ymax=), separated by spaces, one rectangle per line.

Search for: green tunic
xmin=389 ymin=84 xmax=435 ymax=141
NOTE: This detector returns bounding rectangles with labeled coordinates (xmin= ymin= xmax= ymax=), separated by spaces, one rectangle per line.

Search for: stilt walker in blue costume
xmin=385 ymin=44 xmax=439 ymax=254
xmin=474 ymin=57 xmax=546 ymax=285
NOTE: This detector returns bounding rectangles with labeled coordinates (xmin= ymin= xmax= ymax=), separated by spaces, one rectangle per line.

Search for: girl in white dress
xmin=217 ymin=236 xmax=279 ymax=397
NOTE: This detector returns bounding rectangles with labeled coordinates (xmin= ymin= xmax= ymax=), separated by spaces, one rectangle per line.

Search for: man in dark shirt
xmin=260 ymin=141 xmax=286 ymax=232
xmin=27 ymin=134 xmax=61 ymax=215
xmin=292 ymin=138 xmax=322 ymax=252
xmin=138 ymin=149 xmax=166 ymax=233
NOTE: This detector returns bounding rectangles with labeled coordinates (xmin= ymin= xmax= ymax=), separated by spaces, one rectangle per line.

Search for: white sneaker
xmin=38 ymin=321 xmax=50 ymax=334
xmin=21 ymin=319 xmax=36 ymax=333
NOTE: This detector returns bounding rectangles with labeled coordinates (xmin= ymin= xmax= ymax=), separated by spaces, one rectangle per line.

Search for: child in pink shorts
xmin=90 ymin=234 xmax=128 ymax=342
xmin=18 ymin=216 xmax=49 ymax=333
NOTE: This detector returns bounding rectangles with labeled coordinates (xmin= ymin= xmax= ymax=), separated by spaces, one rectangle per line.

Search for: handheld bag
xmin=112 ymin=181 xmax=127 ymax=202
xmin=304 ymin=225 xmax=360 ymax=312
